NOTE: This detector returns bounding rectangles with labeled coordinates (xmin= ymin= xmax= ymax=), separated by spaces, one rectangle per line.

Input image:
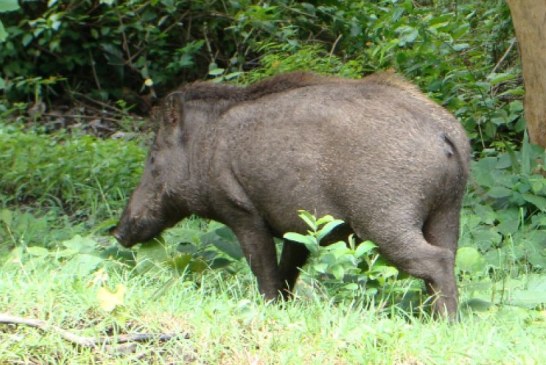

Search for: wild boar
xmin=112 ymin=72 xmax=470 ymax=318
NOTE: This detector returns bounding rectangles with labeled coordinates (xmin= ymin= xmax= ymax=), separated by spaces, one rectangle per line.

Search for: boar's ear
xmin=163 ymin=93 xmax=184 ymax=127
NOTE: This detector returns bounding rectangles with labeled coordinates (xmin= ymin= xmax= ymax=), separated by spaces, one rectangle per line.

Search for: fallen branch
xmin=0 ymin=313 xmax=188 ymax=353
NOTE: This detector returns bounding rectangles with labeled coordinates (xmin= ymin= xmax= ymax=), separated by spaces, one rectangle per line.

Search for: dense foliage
xmin=2 ymin=0 xmax=520 ymax=148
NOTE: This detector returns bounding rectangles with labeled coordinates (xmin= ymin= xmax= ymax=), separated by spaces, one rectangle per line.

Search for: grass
xmin=1 ymin=257 xmax=545 ymax=365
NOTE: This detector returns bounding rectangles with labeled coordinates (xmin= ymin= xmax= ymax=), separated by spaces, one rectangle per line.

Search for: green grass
xmin=1 ymin=260 xmax=545 ymax=364
xmin=0 ymin=123 xmax=146 ymax=219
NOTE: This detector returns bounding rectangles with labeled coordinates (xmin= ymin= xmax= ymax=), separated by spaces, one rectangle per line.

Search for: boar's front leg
xmin=229 ymin=215 xmax=284 ymax=300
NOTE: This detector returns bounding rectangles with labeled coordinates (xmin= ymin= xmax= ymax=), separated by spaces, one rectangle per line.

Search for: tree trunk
xmin=506 ymin=0 xmax=546 ymax=148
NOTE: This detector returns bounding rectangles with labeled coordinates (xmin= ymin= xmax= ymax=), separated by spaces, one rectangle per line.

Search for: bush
xmin=1 ymin=0 xmax=522 ymax=151
xmin=0 ymin=123 xmax=146 ymax=217
xmin=284 ymin=211 xmax=404 ymax=303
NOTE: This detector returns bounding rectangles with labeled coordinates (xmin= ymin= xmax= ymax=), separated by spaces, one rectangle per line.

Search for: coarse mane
xmin=172 ymin=72 xmax=339 ymax=103
xmin=164 ymin=70 xmax=429 ymax=108
xmin=360 ymin=70 xmax=426 ymax=98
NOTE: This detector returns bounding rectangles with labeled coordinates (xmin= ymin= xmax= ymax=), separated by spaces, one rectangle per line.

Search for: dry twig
xmin=0 ymin=313 xmax=188 ymax=353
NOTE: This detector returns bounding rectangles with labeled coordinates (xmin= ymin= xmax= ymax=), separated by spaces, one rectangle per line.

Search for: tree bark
xmin=506 ymin=0 xmax=546 ymax=148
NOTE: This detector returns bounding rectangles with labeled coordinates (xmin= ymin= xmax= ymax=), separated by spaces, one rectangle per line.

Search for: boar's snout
xmin=112 ymin=198 xmax=182 ymax=248
xmin=111 ymin=213 xmax=166 ymax=247
xmin=110 ymin=224 xmax=133 ymax=248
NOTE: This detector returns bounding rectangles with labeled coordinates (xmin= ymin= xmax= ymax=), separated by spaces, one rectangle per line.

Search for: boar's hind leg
xmin=278 ymin=240 xmax=310 ymax=298
xmin=231 ymin=217 xmax=284 ymax=301
xmin=373 ymin=225 xmax=458 ymax=320
xmin=422 ymin=204 xmax=462 ymax=320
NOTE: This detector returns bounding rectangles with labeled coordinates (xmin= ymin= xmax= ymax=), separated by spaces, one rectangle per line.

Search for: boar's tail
xmin=442 ymin=132 xmax=470 ymax=181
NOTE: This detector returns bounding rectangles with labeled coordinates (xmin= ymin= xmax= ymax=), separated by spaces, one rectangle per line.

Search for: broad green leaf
xmin=316 ymin=214 xmax=335 ymax=226
xmin=504 ymin=275 xmax=546 ymax=308
xmin=324 ymin=241 xmax=349 ymax=255
xmin=395 ymin=25 xmax=418 ymax=46
xmin=210 ymin=257 xmax=233 ymax=269
xmin=313 ymin=262 xmax=328 ymax=273
xmin=487 ymin=186 xmax=513 ymax=199
xmin=62 ymin=254 xmax=103 ymax=276
xmin=202 ymin=226 xmax=243 ymax=260
xmin=496 ymin=153 xmax=512 ymax=169
xmin=214 ymin=225 xmax=237 ymax=241
xmin=283 ymin=232 xmax=316 ymax=247
xmin=331 ymin=265 xmax=345 ymax=280
xmin=54 ymin=248 xmax=79 ymax=258
xmin=523 ymin=234 xmax=546 ymax=268
xmin=496 ymin=219 xmax=519 ymax=236
xmin=509 ymin=100 xmax=524 ymax=113
xmin=343 ymin=283 xmax=359 ymax=291
xmin=211 ymin=238 xmax=243 ymax=260
xmin=298 ymin=210 xmax=317 ymax=230
xmin=208 ymin=67 xmax=225 ymax=77
xmin=473 ymin=205 xmax=497 ymax=225
xmin=61 ymin=235 xmax=98 ymax=254
xmin=26 ymin=246 xmax=50 ymax=257
xmin=370 ymin=265 xmax=398 ymax=279
xmin=456 ymin=246 xmax=485 ymax=274
xmin=0 ymin=208 xmax=12 ymax=226
xmin=136 ymin=238 xmax=169 ymax=273
xmin=472 ymin=158 xmax=497 ymax=187
xmin=316 ymin=219 xmax=344 ymax=241
xmin=522 ymin=194 xmax=546 ymax=211
xmin=0 ymin=21 xmax=6 ymax=42
xmin=321 ymin=253 xmax=337 ymax=266
xmin=483 ymin=248 xmax=506 ymax=269
xmin=487 ymin=72 xmax=516 ymax=86
xmin=169 ymin=227 xmax=202 ymax=244
xmin=428 ymin=21 xmax=449 ymax=30
xmin=461 ymin=298 xmax=494 ymax=312
xmin=189 ymin=259 xmax=208 ymax=273
xmin=452 ymin=43 xmax=470 ymax=51
xmin=354 ymin=241 xmax=377 ymax=258
xmin=167 ymin=253 xmax=192 ymax=274
xmin=531 ymin=180 xmax=544 ymax=195
xmin=0 ymin=0 xmax=19 ymax=12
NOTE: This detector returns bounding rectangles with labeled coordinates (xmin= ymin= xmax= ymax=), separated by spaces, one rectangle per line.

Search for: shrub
xmin=1 ymin=1 xmax=521 ymax=151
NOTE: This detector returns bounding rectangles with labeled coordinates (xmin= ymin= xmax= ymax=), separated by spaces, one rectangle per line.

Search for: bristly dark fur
xmin=173 ymin=72 xmax=337 ymax=103
xmin=170 ymin=71 xmax=425 ymax=104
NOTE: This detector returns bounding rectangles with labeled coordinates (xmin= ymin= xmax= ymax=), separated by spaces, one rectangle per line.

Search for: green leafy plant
xmin=0 ymin=0 xmax=19 ymax=42
xmin=463 ymin=137 xmax=546 ymax=272
xmin=132 ymin=220 xmax=244 ymax=277
xmin=3 ymin=234 xmax=112 ymax=275
xmin=457 ymin=136 xmax=546 ymax=312
xmin=284 ymin=211 xmax=400 ymax=300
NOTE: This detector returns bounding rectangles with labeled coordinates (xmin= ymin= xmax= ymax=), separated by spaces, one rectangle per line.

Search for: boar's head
xmin=112 ymin=93 xmax=193 ymax=247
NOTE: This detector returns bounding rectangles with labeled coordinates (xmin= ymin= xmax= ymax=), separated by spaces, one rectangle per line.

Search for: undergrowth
xmin=0 ymin=122 xmax=146 ymax=219
xmin=1 ymin=0 xmax=521 ymax=150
